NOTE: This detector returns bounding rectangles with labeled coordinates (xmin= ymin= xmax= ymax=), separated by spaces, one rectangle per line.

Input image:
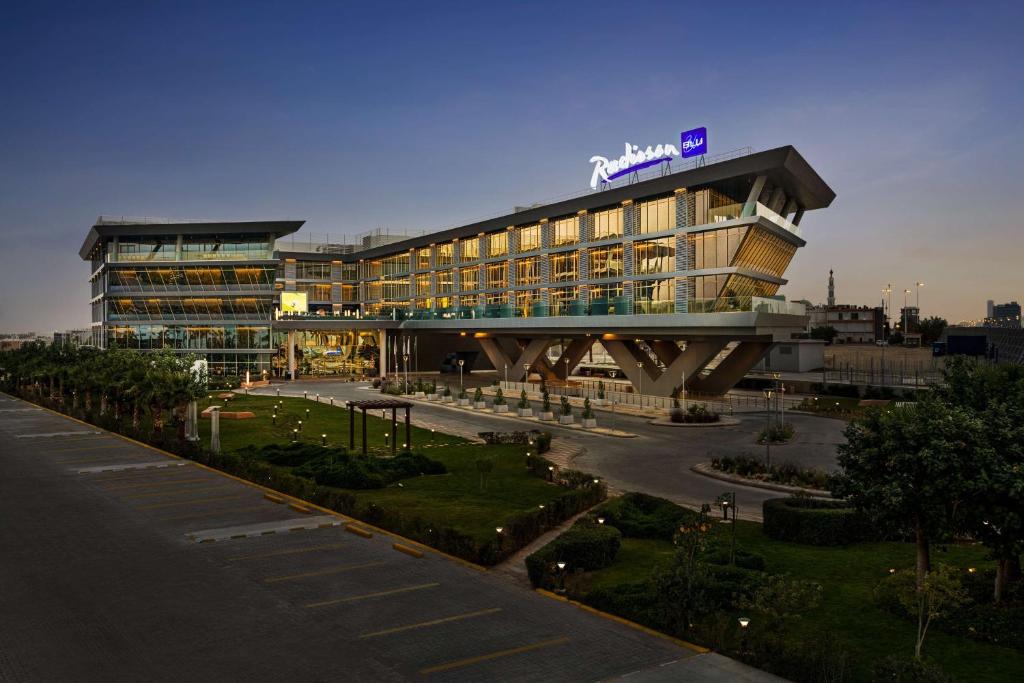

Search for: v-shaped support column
xmin=477 ymin=337 xmax=551 ymax=382
xmin=550 ymin=338 xmax=595 ymax=380
xmin=604 ymin=339 xmax=728 ymax=397
xmin=691 ymin=341 xmax=773 ymax=396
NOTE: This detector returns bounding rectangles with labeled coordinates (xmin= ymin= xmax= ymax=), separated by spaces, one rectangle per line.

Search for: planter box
xmin=457 ymin=398 xmax=470 ymax=406
xmin=493 ymin=404 xmax=509 ymax=413
xmin=427 ymin=394 xmax=440 ymax=401
xmin=592 ymin=398 xmax=607 ymax=407
xmin=442 ymin=396 xmax=453 ymax=403
xmin=581 ymin=418 xmax=598 ymax=429
xmin=474 ymin=401 xmax=487 ymax=410
xmin=517 ymin=408 xmax=533 ymax=417
xmin=414 ymin=391 xmax=425 ymax=398
xmin=538 ymin=411 xmax=554 ymax=421
xmin=558 ymin=415 xmax=574 ymax=425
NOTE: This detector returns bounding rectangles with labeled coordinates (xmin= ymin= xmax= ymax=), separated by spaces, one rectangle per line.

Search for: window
xmin=589 ymin=245 xmax=624 ymax=279
xmin=592 ymin=207 xmax=624 ymax=240
xmin=550 ymin=251 xmax=579 ymax=282
xmin=415 ymin=274 xmax=431 ymax=296
xmin=378 ymin=254 xmax=410 ymax=276
xmin=517 ymin=224 xmax=541 ymax=252
xmin=296 ymin=262 xmax=331 ymax=279
xmin=417 ymin=248 xmax=431 ymax=270
xmin=515 ymin=289 xmax=540 ymax=314
xmin=460 ymin=237 xmax=479 ymax=262
xmin=549 ymin=286 xmax=579 ymax=315
xmin=634 ymin=237 xmax=675 ymax=274
xmin=552 ymin=216 xmax=579 ymax=246
xmin=486 ymin=232 xmax=508 ymax=258
xmin=485 ymin=262 xmax=508 ymax=290
xmin=515 ymin=257 xmax=541 ymax=285
xmin=459 ymin=266 xmax=479 ymax=291
xmin=634 ymin=278 xmax=675 ymax=314
xmin=690 ymin=227 xmax=748 ymax=270
xmin=590 ymin=282 xmax=623 ymax=300
xmin=636 ymin=196 xmax=676 ymax=235
xmin=436 ymin=243 xmax=454 ymax=267
xmin=436 ymin=270 xmax=454 ymax=294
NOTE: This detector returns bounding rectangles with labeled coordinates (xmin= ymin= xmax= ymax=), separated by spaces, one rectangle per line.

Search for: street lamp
xmin=403 ymin=352 xmax=410 ymax=395
xmin=458 ymin=359 xmax=465 ymax=395
xmin=636 ymin=361 xmax=644 ymax=408
xmin=762 ymin=390 xmax=773 ymax=469
xmin=680 ymin=369 xmax=687 ymax=412
xmin=915 ymin=281 xmax=924 ymax=313
xmin=738 ymin=617 xmax=750 ymax=628
xmin=903 ymin=288 xmax=911 ymax=336
xmin=504 ymin=363 xmax=508 ymax=387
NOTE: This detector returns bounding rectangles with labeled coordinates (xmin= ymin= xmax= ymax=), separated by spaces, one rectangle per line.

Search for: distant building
xmin=942 ymin=326 xmax=1024 ymax=365
xmin=52 ymin=329 xmax=93 ymax=347
xmin=899 ymin=306 xmax=920 ymax=331
xmin=987 ymin=300 xmax=995 ymax=318
xmin=827 ymin=269 xmax=835 ymax=307
xmin=754 ymin=339 xmax=825 ymax=372
xmin=986 ymin=301 xmax=1022 ymax=329
xmin=809 ymin=304 xmax=884 ymax=344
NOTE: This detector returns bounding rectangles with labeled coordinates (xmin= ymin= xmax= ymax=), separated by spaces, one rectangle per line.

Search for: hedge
xmin=525 ymin=521 xmax=622 ymax=588
xmin=595 ymin=492 xmax=697 ymax=541
xmin=762 ymin=496 xmax=870 ymax=546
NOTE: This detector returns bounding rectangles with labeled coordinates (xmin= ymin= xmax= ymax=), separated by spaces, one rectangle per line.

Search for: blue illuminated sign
xmin=680 ymin=127 xmax=707 ymax=158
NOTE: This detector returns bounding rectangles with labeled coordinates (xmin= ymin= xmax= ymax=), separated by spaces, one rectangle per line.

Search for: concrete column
xmin=478 ymin=337 xmax=551 ymax=382
xmin=551 ymin=337 xmax=595 ymax=379
xmin=186 ymin=400 xmax=199 ymax=442
xmin=287 ymin=330 xmax=296 ymax=380
xmin=692 ymin=341 xmax=773 ymax=396
xmin=379 ymin=329 xmax=388 ymax=379
xmin=604 ymin=339 xmax=728 ymax=397
xmin=209 ymin=406 xmax=221 ymax=454
xmin=741 ymin=175 xmax=768 ymax=217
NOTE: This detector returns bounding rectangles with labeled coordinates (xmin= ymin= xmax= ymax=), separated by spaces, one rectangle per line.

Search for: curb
xmin=647 ymin=415 xmax=741 ymax=428
xmin=690 ymin=462 xmax=832 ymax=498
xmin=534 ymin=589 xmax=708 ymax=654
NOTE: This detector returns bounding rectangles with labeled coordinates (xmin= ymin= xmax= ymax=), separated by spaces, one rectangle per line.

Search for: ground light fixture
xmin=556 ymin=561 xmax=566 ymax=570
xmin=738 ymin=617 xmax=750 ymax=628
xmin=321 ymin=434 xmax=326 ymax=446
xmin=597 ymin=517 xmax=605 ymax=524
xmin=496 ymin=527 xmax=503 ymax=534
xmin=297 ymin=420 xmax=302 ymax=431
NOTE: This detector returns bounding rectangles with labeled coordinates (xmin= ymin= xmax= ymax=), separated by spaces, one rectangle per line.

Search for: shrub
xmin=246 ymin=443 xmax=446 ymax=490
xmin=685 ymin=403 xmax=719 ymax=423
xmin=518 ymin=389 xmax=529 ymax=409
xmin=526 ymin=521 xmax=622 ymax=588
xmin=711 ymin=455 xmax=832 ymax=490
xmin=542 ymin=388 xmax=551 ymax=412
xmin=670 ymin=398 xmax=685 ymax=423
xmin=597 ymin=381 xmax=605 ymax=400
xmin=762 ymin=496 xmax=870 ymax=545
xmin=442 ymin=384 xmax=451 ymax=397
xmin=473 ymin=387 xmax=483 ymax=402
xmin=704 ymin=545 xmax=767 ymax=571
xmin=597 ymin=492 xmax=697 ymax=541
xmin=871 ymin=656 xmax=954 ymax=683
xmin=560 ymin=395 xmax=572 ymax=416
xmin=758 ymin=422 xmax=795 ymax=443
xmin=582 ymin=398 xmax=594 ymax=419
xmin=493 ymin=388 xmax=506 ymax=405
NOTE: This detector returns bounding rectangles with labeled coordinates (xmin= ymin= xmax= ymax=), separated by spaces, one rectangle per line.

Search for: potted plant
xmin=493 ymin=387 xmax=508 ymax=413
xmin=594 ymin=381 xmax=607 ymax=406
xmin=457 ymin=388 xmax=470 ymax=406
xmin=517 ymin=389 xmax=532 ymax=417
xmin=538 ymin=387 xmax=554 ymax=421
xmin=414 ymin=378 xmax=425 ymax=398
xmin=473 ymin=387 xmax=486 ymax=410
xmin=442 ymin=384 xmax=453 ymax=403
xmin=670 ymin=397 xmax=685 ymax=423
xmin=558 ymin=396 xmax=574 ymax=425
xmin=427 ymin=381 xmax=439 ymax=400
xmin=581 ymin=398 xmax=597 ymax=428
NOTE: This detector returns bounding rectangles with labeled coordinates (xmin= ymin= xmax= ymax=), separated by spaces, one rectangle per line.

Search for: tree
xmin=918 ymin=316 xmax=948 ymax=345
xmin=831 ymin=398 xmax=991 ymax=586
xmin=888 ymin=564 xmax=968 ymax=659
xmin=809 ymin=325 xmax=838 ymax=345
xmin=936 ymin=358 xmax=1024 ymax=602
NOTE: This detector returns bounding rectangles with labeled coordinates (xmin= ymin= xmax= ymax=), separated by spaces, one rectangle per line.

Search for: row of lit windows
xmin=108 ymin=266 xmax=276 ymax=288
xmin=108 ymin=297 xmax=275 ymax=319
xmin=106 ymin=324 xmax=272 ymax=350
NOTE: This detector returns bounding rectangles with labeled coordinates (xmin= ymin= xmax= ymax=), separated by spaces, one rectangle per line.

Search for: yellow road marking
xmin=135 ymin=494 xmax=245 ymax=511
xmin=419 ymin=636 xmax=569 ymax=675
xmin=102 ymin=477 xmax=211 ymax=492
xmin=227 ymin=542 xmax=345 ymax=562
xmin=304 ymin=582 xmax=440 ymax=608
xmin=358 ymin=608 xmax=502 ymax=639
xmin=159 ymin=505 xmax=267 ymax=522
xmin=264 ymin=560 xmax=387 ymax=584
xmin=121 ymin=485 xmax=232 ymax=501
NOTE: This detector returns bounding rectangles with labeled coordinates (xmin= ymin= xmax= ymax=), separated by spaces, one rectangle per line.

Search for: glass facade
xmin=634 ymin=237 xmax=675 ymax=275
xmin=636 ymin=196 xmax=675 ymax=235
xmin=592 ymin=206 xmax=624 ymax=240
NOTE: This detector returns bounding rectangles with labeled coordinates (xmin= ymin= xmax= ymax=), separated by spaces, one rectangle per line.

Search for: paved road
xmin=276 ymin=380 xmax=846 ymax=520
xmin=0 ymin=393 xmax=785 ymax=682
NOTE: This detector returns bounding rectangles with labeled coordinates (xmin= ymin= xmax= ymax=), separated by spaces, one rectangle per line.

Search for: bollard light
xmin=738 ymin=617 xmax=750 ymax=628
xmin=597 ymin=517 xmax=605 ymax=524
xmin=321 ymin=433 xmax=327 ymax=446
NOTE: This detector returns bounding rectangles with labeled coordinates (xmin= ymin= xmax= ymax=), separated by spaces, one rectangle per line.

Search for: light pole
xmin=523 ymin=362 xmax=530 ymax=389
xmin=762 ymin=389 xmax=773 ymax=469
xmin=772 ymin=372 xmax=781 ymax=426
xmin=503 ymin=363 xmax=508 ymax=387
xmin=915 ymin=281 xmax=924 ymax=314
xmin=680 ymin=369 xmax=687 ymax=412
xmin=403 ymin=352 xmax=410 ymax=394
xmin=636 ymin=361 xmax=644 ymax=409
xmin=903 ymin=288 xmax=911 ymax=337
xmin=458 ymin=359 xmax=465 ymax=395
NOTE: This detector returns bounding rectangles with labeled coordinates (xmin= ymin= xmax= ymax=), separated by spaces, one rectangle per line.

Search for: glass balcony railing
xmin=276 ymin=295 xmax=806 ymax=321
xmin=707 ymin=202 xmax=800 ymax=236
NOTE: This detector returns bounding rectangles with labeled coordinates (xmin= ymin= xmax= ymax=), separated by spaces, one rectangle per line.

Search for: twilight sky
xmin=1 ymin=0 xmax=1022 ymax=332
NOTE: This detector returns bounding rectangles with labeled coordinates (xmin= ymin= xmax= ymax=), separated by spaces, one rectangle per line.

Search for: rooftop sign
xmin=588 ymin=127 xmax=707 ymax=189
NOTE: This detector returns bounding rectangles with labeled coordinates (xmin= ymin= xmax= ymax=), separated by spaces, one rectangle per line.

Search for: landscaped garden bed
xmin=710 ymin=455 xmax=833 ymax=491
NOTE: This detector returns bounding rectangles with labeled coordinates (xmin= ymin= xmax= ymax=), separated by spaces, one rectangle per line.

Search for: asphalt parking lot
xmin=0 ymin=393 xmax=786 ymax=682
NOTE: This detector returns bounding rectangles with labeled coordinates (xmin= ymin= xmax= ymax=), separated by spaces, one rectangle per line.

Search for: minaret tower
xmin=827 ymin=269 xmax=835 ymax=307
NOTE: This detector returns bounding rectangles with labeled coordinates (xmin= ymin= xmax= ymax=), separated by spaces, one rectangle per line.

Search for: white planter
xmin=442 ymin=396 xmax=453 ymax=403
xmin=427 ymin=394 xmax=439 ymax=401
xmin=593 ymin=398 xmax=607 ymax=407
xmin=474 ymin=401 xmax=487 ymax=410
xmin=539 ymin=411 xmax=554 ymax=421
xmin=581 ymin=418 xmax=598 ymax=429
xmin=517 ymin=408 xmax=533 ymax=417
xmin=558 ymin=415 xmax=574 ymax=425
xmin=493 ymin=404 xmax=509 ymax=413
xmin=414 ymin=391 xmax=425 ymax=398
xmin=457 ymin=398 xmax=470 ymax=406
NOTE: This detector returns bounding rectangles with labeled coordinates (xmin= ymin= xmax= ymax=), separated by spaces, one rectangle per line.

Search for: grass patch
xmin=582 ymin=517 xmax=1023 ymax=682
xmin=197 ymin=393 xmax=575 ymax=543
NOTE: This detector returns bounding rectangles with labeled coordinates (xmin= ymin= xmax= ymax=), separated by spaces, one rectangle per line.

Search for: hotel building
xmin=80 ymin=145 xmax=834 ymax=396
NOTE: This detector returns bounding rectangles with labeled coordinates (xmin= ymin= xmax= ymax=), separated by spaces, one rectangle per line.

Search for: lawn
xmin=582 ymin=521 xmax=1024 ymax=682
xmin=196 ymin=393 xmax=573 ymax=543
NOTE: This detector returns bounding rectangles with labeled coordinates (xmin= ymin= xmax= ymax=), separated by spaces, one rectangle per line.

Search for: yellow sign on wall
xmin=280 ymin=292 xmax=308 ymax=313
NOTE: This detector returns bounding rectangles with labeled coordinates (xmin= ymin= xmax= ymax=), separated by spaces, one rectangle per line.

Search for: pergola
xmin=345 ymin=398 xmax=414 ymax=456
